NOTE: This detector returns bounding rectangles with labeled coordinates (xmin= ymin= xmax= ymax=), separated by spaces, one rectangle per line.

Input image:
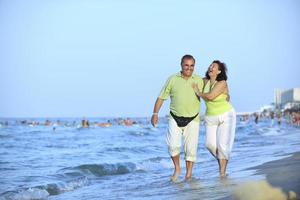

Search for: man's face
xmin=181 ymin=58 xmax=195 ymax=78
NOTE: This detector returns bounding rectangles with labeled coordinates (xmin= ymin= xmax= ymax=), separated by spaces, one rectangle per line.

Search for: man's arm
xmin=151 ymin=98 xmax=164 ymax=127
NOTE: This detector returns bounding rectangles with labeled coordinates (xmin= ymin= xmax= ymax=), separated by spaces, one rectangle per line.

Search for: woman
xmin=193 ymin=60 xmax=236 ymax=177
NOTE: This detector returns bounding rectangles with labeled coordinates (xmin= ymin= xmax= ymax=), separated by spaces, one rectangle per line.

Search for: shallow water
xmin=0 ymin=118 xmax=300 ymax=200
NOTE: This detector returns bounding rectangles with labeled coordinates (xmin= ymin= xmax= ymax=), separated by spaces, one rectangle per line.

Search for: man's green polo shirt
xmin=159 ymin=72 xmax=204 ymax=122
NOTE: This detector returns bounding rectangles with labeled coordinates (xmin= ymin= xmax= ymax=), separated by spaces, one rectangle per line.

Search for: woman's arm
xmin=193 ymin=81 xmax=227 ymax=101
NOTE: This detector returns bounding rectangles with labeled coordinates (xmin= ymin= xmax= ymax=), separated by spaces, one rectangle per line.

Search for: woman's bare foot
xmin=220 ymin=173 xmax=227 ymax=178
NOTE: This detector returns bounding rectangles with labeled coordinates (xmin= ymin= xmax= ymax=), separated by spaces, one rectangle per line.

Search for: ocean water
xmin=1 ymin=117 xmax=300 ymax=200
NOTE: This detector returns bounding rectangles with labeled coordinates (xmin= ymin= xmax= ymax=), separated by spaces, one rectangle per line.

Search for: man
xmin=151 ymin=55 xmax=203 ymax=181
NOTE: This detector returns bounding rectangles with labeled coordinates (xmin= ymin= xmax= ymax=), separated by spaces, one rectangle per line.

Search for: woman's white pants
xmin=204 ymin=109 xmax=236 ymax=160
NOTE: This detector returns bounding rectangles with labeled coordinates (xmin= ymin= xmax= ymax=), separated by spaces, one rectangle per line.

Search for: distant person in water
xmin=270 ymin=112 xmax=275 ymax=126
xmin=254 ymin=113 xmax=259 ymax=124
xmin=82 ymin=119 xmax=89 ymax=128
xmin=124 ymin=118 xmax=133 ymax=126
xmin=97 ymin=120 xmax=112 ymax=127
xmin=192 ymin=60 xmax=236 ymax=178
xmin=151 ymin=55 xmax=203 ymax=181
xmin=277 ymin=113 xmax=282 ymax=125
xmin=44 ymin=120 xmax=52 ymax=126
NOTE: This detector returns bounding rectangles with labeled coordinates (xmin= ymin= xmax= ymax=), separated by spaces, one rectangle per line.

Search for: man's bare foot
xmin=170 ymin=169 xmax=180 ymax=182
xmin=185 ymin=175 xmax=192 ymax=182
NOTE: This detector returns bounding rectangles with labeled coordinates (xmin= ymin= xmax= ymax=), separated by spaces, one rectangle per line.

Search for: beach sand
xmin=223 ymin=152 xmax=300 ymax=200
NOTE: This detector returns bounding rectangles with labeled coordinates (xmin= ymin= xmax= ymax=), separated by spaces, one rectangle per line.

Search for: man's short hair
xmin=181 ymin=54 xmax=195 ymax=65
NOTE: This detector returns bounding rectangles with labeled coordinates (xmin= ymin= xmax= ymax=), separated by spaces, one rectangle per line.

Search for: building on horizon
xmin=274 ymin=88 xmax=282 ymax=109
xmin=274 ymin=88 xmax=300 ymax=110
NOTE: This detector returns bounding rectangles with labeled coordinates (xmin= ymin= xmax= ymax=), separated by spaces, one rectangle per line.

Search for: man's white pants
xmin=204 ymin=109 xmax=236 ymax=160
xmin=166 ymin=117 xmax=200 ymax=162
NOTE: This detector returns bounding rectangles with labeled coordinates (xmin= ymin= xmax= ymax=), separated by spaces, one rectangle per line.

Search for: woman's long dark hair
xmin=205 ymin=60 xmax=228 ymax=81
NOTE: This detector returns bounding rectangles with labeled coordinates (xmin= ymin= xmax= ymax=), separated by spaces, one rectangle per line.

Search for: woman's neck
xmin=209 ymin=76 xmax=217 ymax=84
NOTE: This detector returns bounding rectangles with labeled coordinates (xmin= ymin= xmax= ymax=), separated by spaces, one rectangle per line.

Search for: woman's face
xmin=208 ymin=63 xmax=221 ymax=77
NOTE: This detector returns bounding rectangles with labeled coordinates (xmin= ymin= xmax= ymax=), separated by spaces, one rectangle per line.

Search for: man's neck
xmin=180 ymin=72 xmax=192 ymax=80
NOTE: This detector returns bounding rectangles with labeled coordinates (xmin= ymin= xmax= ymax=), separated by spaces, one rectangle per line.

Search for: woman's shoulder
xmin=203 ymin=78 xmax=209 ymax=84
xmin=216 ymin=80 xmax=227 ymax=84
xmin=215 ymin=80 xmax=227 ymax=88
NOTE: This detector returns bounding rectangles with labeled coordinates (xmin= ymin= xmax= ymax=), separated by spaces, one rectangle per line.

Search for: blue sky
xmin=1 ymin=0 xmax=300 ymax=118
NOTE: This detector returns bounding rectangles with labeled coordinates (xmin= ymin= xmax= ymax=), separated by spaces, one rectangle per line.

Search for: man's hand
xmin=151 ymin=98 xmax=164 ymax=127
xmin=151 ymin=114 xmax=158 ymax=127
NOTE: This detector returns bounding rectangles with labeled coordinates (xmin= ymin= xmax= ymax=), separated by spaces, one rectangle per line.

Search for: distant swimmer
xmin=124 ymin=118 xmax=133 ymax=126
xmin=277 ymin=113 xmax=282 ymax=125
xmin=96 ymin=120 xmax=112 ymax=127
xmin=44 ymin=120 xmax=52 ymax=126
xmin=270 ymin=112 xmax=275 ymax=127
xmin=254 ymin=113 xmax=259 ymax=124
xmin=81 ymin=119 xmax=89 ymax=128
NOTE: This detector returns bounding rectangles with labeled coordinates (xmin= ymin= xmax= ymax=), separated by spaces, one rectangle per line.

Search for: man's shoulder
xmin=166 ymin=73 xmax=181 ymax=81
xmin=171 ymin=72 xmax=181 ymax=78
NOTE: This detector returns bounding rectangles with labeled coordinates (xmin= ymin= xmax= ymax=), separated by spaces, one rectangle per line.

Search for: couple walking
xmin=151 ymin=55 xmax=236 ymax=181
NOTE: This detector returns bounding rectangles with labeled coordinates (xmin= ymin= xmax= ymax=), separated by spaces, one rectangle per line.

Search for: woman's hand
xmin=192 ymin=83 xmax=200 ymax=95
